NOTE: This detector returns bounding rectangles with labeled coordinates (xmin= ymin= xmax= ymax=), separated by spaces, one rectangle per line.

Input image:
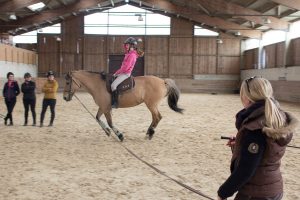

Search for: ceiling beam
xmin=0 ymin=0 xmax=121 ymax=34
xmin=271 ymin=0 xmax=300 ymax=11
xmin=138 ymin=0 xmax=262 ymax=38
xmin=194 ymin=0 xmax=289 ymax=30
xmin=0 ymin=0 xmax=43 ymax=12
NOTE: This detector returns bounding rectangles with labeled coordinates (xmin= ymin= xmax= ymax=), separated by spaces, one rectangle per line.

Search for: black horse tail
xmin=165 ymin=79 xmax=184 ymax=114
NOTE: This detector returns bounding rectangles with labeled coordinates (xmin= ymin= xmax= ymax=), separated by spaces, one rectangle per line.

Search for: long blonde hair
xmin=240 ymin=77 xmax=285 ymax=129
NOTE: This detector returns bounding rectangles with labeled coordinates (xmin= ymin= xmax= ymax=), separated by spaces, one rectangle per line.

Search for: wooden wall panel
xmin=219 ymin=39 xmax=240 ymax=56
xmin=0 ymin=44 xmax=5 ymax=60
xmin=169 ymin=55 xmax=192 ymax=77
xmin=84 ymin=36 xmax=106 ymax=54
xmin=194 ymin=38 xmax=217 ymax=55
xmin=107 ymin=36 xmax=126 ymax=54
xmin=83 ymin=36 xmax=107 ymax=72
xmin=194 ymin=56 xmax=216 ymax=74
xmin=264 ymin=44 xmax=276 ymax=68
xmin=146 ymin=37 xmax=168 ymax=54
xmin=289 ymin=38 xmax=300 ymax=66
xmin=38 ymin=35 xmax=59 ymax=53
xmin=61 ymin=16 xmax=84 ymax=53
xmin=218 ymin=56 xmax=240 ymax=74
xmin=38 ymin=53 xmax=59 ymax=75
xmin=169 ymin=37 xmax=193 ymax=55
xmin=60 ymin=16 xmax=84 ymax=73
xmin=83 ymin=54 xmax=106 ymax=72
xmin=146 ymin=37 xmax=168 ymax=76
xmin=145 ymin=55 xmax=168 ymax=76
xmin=264 ymin=42 xmax=285 ymax=68
xmin=171 ymin=18 xmax=193 ymax=36
xmin=37 ymin=34 xmax=59 ymax=75
xmin=243 ymin=48 xmax=258 ymax=69
xmin=276 ymin=42 xmax=285 ymax=67
xmin=244 ymin=50 xmax=254 ymax=70
xmin=271 ymin=80 xmax=300 ymax=103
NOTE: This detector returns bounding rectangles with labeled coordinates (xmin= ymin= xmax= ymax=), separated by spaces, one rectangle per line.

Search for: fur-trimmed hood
xmin=263 ymin=112 xmax=299 ymax=145
xmin=240 ymin=102 xmax=299 ymax=145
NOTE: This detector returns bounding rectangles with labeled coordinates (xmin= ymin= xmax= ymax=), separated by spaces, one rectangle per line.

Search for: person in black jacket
xmin=21 ymin=72 xmax=36 ymax=126
xmin=3 ymin=72 xmax=20 ymax=125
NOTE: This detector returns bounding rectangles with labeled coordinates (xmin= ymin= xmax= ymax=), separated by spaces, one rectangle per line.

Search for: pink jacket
xmin=114 ymin=50 xmax=139 ymax=75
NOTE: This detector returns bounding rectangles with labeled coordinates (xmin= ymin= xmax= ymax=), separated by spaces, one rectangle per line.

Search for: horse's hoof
xmin=146 ymin=129 xmax=155 ymax=140
xmin=148 ymin=134 xmax=154 ymax=140
xmin=118 ymin=134 xmax=124 ymax=142
xmin=105 ymin=128 xmax=111 ymax=136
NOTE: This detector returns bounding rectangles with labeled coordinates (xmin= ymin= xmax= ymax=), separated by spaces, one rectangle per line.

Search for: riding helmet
xmin=124 ymin=37 xmax=138 ymax=46
xmin=47 ymin=70 xmax=54 ymax=77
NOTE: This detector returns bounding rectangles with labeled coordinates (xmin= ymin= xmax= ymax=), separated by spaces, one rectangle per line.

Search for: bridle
xmin=65 ymin=72 xmax=81 ymax=98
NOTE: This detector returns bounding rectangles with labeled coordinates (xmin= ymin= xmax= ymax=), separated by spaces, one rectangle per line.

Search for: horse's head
xmin=63 ymin=72 xmax=81 ymax=101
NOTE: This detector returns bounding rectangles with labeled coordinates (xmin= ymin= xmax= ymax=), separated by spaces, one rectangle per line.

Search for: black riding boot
xmin=111 ymin=91 xmax=118 ymax=108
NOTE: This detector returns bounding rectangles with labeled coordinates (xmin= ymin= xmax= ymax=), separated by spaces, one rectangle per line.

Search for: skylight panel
xmin=27 ymin=2 xmax=45 ymax=11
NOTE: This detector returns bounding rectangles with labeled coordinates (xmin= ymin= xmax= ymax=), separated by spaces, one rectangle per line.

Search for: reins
xmin=73 ymin=94 xmax=214 ymax=200
xmin=287 ymin=145 xmax=300 ymax=149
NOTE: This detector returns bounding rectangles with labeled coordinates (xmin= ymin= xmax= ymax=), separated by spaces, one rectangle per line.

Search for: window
xmin=194 ymin=26 xmax=218 ymax=36
xmin=13 ymin=23 xmax=61 ymax=44
xmin=84 ymin=4 xmax=170 ymax=35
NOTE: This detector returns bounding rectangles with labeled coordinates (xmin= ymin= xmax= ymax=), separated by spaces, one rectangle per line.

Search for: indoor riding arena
xmin=1 ymin=1 xmax=300 ymax=200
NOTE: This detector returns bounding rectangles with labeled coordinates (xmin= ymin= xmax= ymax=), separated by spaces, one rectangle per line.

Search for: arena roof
xmin=1 ymin=0 xmax=300 ymax=38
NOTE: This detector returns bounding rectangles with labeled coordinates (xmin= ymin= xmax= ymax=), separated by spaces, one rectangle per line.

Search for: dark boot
xmin=24 ymin=118 xmax=28 ymax=126
xmin=4 ymin=116 xmax=8 ymax=125
xmin=32 ymin=119 xmax=36 ymax=126
xmin=9 ymin=116 xmax=13 ymax=126
xmin=111 ymin=91 xmax=118 ymax=108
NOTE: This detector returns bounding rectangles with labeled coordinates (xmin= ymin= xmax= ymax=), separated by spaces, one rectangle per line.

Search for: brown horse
xmin=63 ymin=70 xmax=183 ymax=141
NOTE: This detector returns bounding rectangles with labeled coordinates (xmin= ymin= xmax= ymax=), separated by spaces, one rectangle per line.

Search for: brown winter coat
xmin=232 ymin=107 xmax=298 ymax=197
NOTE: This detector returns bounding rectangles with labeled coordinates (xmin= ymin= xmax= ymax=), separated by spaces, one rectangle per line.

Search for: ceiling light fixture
xmin=263 ymin=18 xmax=271 ymax=24
xmin=9 ymin=13 xmax=17 ymax=20
xmin=135 ymin=14 xmax=143 ymax=21
xmin=216 ymin=39 xmax=223 ymax=44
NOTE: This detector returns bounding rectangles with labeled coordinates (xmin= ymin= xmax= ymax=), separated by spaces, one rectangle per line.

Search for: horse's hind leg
xmin=96 ymin=108 xmax=111 ymax=136
xmin=146 ymin=105 xmax=162 ymax=140
xmin=104 ymin=112 xmax=124 ymax=142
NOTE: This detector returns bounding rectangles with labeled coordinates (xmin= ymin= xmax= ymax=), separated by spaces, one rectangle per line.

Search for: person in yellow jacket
xmin=40 ymin=71 xmax=58 ymax=127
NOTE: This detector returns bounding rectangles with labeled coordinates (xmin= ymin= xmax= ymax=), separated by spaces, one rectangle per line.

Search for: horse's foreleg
xmin=146 ymin=106 xmax=162 ymax=140
xmin=96 ymin=108 xmax=111 ymax=136
xmin=104 ymin=112 xmax=124 ymax=142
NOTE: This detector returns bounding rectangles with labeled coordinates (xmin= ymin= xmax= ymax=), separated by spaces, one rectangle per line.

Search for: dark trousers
xmin=4 ymin=98 xmax=16 ymax=123
xmin=234 ymin=192 xmax=283 ymax=200
xmin=23 ymin=99 xmax=36 ymax=124
xmin=40 ymin=99 xmax=56 ymax=125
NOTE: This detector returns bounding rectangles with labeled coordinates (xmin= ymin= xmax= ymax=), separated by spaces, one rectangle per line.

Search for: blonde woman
xmin=217 ymin=77 xmax=298 ymax=200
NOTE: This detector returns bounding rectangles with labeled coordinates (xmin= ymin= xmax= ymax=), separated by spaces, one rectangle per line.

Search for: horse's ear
xmin=100 ymin=71 xmax=106 ymax=80
xmin=65 ymin=72 xmax=70 ymax=79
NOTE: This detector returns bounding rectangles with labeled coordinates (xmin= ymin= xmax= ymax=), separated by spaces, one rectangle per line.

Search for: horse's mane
xmin=76 ymin=70 xmax=107 ymax=80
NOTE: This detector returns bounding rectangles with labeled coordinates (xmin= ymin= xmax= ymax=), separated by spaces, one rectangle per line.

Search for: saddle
xmin=101 ymin=72 xmax=135 ymax=94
